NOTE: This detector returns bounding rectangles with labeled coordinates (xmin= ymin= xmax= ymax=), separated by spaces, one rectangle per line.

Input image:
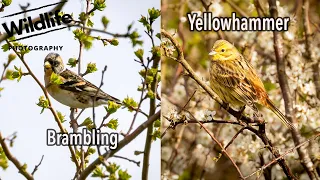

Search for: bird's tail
xmin=106 ymin=95 xmax=122 ymax=105
xmin=266 ymin=98 xmax=296 ymax=130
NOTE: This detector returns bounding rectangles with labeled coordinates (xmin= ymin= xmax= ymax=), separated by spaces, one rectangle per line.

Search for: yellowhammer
xmin=208 ymin=40 xmax=295 ymax=130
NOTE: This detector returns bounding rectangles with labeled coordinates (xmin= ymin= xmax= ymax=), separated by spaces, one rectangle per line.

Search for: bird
xmin=208 ymin=40 xmax=296 ymax=130
xmin=44 ymin=52 xmax=121 ymax=109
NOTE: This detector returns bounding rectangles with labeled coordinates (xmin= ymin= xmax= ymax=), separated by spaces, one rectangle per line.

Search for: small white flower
xmin=248 ymin=4 xmax=255 ymax=13
xmin=180 ymin=16 xmax=187 ymax=23
xmin=204 ymin=110 xmax=216 ymax=121
xmin=209 ymin=1 xmax=223 ymax=17
xmin=196 ymin=144 xmax=203 ymax=150
xmin=284 ymin=31 xmax=294 ymax=40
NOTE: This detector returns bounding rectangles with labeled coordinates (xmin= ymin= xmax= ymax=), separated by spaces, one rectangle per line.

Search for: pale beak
xmin=44 ymin=61 xmax=51 ymax=69
xmin=208 ymin=51 xmax=217 ymax=56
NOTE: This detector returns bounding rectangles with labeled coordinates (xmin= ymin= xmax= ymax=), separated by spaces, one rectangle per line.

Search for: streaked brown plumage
xmin=208 ymin=40 xmax=295 ymax=130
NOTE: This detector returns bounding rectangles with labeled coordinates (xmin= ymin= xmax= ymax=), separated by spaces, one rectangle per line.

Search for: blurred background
xmin=0 ymin=0 xmax=160 ymax=179
xmin=161 ymin=0 xmax=320 ymax=179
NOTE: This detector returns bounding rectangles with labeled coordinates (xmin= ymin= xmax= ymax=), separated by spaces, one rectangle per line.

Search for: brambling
xmin=44 ymin=52 xmax=121 ymax=109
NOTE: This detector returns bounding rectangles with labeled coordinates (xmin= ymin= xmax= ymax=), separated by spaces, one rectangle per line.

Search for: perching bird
xmin=208 ymin=40 xmax=295 ymax=130
xmin=44 ymin=53 xmax=121 ymax=109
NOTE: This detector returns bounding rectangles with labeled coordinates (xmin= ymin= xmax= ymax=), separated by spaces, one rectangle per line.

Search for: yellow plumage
xmin=209 ymin=40 xmax=295 ymax=130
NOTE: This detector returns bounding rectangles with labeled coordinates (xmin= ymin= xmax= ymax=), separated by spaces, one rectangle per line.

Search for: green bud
xmin=153 ymin=119 xmax=161 ymax=127
xmin=80 ymin=117 xmax=93 ymax=127
xmin=86 ymin=62 xmax=98 ymax=74
xmin=67 ymin=58 xmax=78 ymax=68
xmin=101 ymin=16 xmax=109 ymax=29
xmin=57 ymin=111 xmax=66 ymax=123
xmin=110 ymin=39 xmax=119 ymax=46
xmin=2 ymin=0 xmax=12 ymax=6
xmin=8 ymin=53 xmax=16 ymax=62
xmin=134 ymin=49 xmax=144 ymax=61
xmin=105 ymin=118 xmax=118 ymax=130
xmin=36 ymin=96 xmax=49 ymax=114
xmin=104 ymin=101 xmax=121 ymax=114
xmin=50 ymin=72 xmax=63 ymax=85
xmin=148 ymin=8 xmax=161 ymax=22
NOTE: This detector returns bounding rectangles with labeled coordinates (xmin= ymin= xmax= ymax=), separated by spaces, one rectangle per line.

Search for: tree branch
xmin=268 ymin=0 xmax=318 ymax=179
xmin=31 ymin=155 xmax=44 ymax=176
xmin=0 ymin=132 xmax=34 ymax=180
xmin=142 ymin=21 xmax=160 ymax=180
xmin=196 ymin=121 xmax=244 ymax=179
xmin=302 ymin=0 xmax=320 ymax=100
xmin=244 ymin=133 xmax=320 ymax=179
xmin=78 ymin=110 xmax=160 ymax=180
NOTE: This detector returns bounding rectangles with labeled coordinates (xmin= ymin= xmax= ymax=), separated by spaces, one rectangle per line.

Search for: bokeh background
xmin=161 ymin=0 xmax=320 ymax=179
xmin=0 ymin=0 xmax=160 ymax=179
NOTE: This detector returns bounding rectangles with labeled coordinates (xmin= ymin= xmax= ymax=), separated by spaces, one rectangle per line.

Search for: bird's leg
xmin=221 ymin=102 xmax=230 ymax=111
xmin=246 ymin=103 xmax=264 ymax=125
xmin=236 ymin=105 xmax=246 ymax=120
xmin=253 ymin=110 xmax=264 ymax=125
xmin=69 ymin=108 xmax=78 ymax=133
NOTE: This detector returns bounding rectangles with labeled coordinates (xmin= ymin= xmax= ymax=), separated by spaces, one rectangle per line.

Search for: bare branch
xmin=269 ymin=0 xmax=318 ymax=178
xmin=113 ymin=155 xmax=140 ymax=167
xmin=31 ymin=155 xmax=44 ymax=176
xmin=196 ymin=120 xmax=244 ymax=179
xmin=0 ymin=132 xmax=34 ymax=180
xmin=244 ymin=133 xmax=320 ymax=179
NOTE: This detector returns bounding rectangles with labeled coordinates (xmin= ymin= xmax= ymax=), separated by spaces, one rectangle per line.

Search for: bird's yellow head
xmin=209 ymin=40 xmax=239 ymax=61
xmin=44 ymin=53 xmax=64 ymax=74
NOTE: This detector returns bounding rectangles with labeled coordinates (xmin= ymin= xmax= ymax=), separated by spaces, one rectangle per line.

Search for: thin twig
xmin=66 ymin=21 xmax=131 ymax=38
xmin=225 ymin=127 xmax=247 ymax=150
xmin=244 ymin=133 xmax=320 ymax=179
xmin=223 ymin=0 xmax=249 ymax=17
xmin=126 ymin=61 xmax=150 ymax=135
xmin=113 ymin=155 xmax=140 ymax=167
xmin=92 ymin=65 xmax=108 ymax=126
xmin=31 ymin=155 xmax=44 ymax=176
xmin=196 ymin=121 xmax=244 ymax=179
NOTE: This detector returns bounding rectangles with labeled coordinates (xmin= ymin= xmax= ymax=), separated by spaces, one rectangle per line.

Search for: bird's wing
xmin=58 ymin=69 xmax=121 ymax=103
xmin=213 ymin=56 xmax=259 ymax=103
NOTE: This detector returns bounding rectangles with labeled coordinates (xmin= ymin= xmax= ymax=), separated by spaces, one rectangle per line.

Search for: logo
xmin=1 ymin=1 xmax=72 ymax=41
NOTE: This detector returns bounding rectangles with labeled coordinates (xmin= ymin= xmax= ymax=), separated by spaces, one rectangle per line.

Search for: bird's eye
xmin=52 ymin=61 xmax=58 ymax=67
xmin=221 ymin=49 xmax=225 ymax=52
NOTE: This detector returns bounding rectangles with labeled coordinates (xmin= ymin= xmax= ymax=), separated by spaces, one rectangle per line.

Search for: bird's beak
xmin=208 ymin=51 xmax=217 ymax=56
xmin=44 ymin=61 xmax=51 ymax=69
